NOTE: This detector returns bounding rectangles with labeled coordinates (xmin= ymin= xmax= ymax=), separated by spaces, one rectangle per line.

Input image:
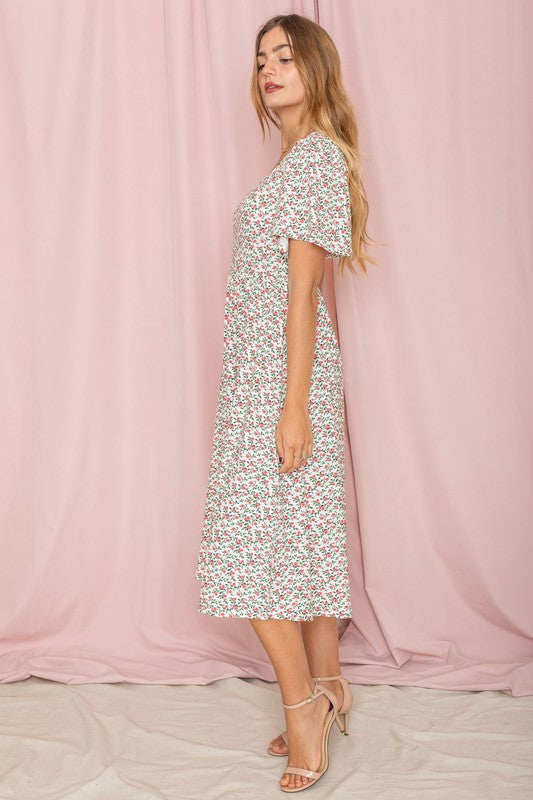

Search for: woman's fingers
xmin=279 ymin=444 xmax=290 ymax=473
xmin=276 ymin=412 xmax=314 ymax=473
xmin=279 ymin=444 xmax=312 ymax=474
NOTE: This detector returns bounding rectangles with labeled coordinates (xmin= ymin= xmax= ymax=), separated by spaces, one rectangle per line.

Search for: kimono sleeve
xmin=272 ymin=137 xmax=353 ymax=259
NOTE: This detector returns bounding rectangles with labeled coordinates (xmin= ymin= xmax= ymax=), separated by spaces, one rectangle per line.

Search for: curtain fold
xmin=1 ymin=0 xmax=531 ymax=696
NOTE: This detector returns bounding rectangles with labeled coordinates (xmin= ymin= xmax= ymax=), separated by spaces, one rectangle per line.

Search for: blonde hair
xmin=251 ymin=14 xmax=383 ymax=276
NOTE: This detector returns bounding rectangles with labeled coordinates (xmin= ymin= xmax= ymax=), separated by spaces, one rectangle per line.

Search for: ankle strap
xmin=312 ymin=673 xmax=343 ymax=681
xmin=283 ymin=683 xmax=324 ymax=710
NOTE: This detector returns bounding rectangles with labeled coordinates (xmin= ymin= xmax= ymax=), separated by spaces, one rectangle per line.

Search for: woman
xmin=195 ymin=13 xmax=376 ymax=793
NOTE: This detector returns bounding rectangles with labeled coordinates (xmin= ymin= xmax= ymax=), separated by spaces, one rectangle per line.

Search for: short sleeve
xmin=272 ymin=135 xmax=353 ymax=259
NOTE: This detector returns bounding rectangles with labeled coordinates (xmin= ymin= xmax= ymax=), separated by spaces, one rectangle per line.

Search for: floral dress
xmin=194 ymin=131 xmax=353 ymax=621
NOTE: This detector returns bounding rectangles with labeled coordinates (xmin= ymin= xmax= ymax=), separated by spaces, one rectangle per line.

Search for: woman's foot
xmin=270 ymin=679 xmax=344 ymax=757
xmin=278 ymin=686 xmax=337 ymax=790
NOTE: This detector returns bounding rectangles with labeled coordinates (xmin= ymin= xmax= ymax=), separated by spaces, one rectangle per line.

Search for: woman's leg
xmin=267 ymin=616 xmax=345 ymax=755
xmin=249 ymin=618 xmax=334 ymax=790
xmin=300 ymin=616 xmax=345 ymax=702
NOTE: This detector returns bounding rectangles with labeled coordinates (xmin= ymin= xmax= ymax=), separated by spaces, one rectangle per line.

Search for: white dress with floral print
xmin=194 ymin=131 xmax=353 ymax=621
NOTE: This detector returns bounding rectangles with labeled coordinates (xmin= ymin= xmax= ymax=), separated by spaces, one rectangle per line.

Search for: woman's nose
xmin=262 ymin=61 xmax=277 ymax=79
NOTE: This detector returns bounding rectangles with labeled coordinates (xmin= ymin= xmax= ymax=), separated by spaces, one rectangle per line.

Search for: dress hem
xmin=197 ymin=605 xmax=353 ymax=622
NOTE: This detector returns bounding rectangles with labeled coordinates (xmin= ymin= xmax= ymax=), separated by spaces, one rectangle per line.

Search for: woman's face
xmin=257 ymin=26 xmax=305 ymax=112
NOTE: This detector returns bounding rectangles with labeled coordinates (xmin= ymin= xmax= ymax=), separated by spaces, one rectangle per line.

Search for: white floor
xmin=1 ymin=675 xmax=532 ymax=799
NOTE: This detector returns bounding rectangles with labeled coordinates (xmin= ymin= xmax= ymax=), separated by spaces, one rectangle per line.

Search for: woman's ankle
xmin=281 ymin=679 xmax=317 ymax=707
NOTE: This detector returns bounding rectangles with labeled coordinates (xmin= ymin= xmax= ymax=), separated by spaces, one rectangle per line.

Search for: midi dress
xmin=194 ymin=130 xmax=353 ymax=621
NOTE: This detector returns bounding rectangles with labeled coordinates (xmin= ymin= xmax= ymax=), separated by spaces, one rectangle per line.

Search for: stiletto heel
xmin=339 ymin=709 xmax=349 ymax=735
xmin=334 ymin=710 xmax=345 ymax=733
xmin=279 ymin=683 xmax=339 ymax=793
xmin=267 ymin=672 xmax=353 ymax=755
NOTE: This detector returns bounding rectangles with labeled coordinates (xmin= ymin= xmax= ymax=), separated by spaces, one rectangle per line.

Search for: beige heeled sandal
xmin=267 ymin=673 xmax=352 ymax=756
xmin=279 ymin=682 xmax=339 ymax=793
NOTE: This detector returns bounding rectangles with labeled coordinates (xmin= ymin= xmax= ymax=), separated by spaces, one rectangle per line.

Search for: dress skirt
xmin=194 ymin=131 xmax=354 ymax=621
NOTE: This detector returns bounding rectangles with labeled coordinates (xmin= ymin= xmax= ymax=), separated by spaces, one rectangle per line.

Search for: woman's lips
xmin=265 ymin=85 xmax=282 ymax=93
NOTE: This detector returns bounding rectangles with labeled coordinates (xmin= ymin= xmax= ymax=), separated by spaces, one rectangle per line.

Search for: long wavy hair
xmin=250 ymin=14 xmax=383 ymax=277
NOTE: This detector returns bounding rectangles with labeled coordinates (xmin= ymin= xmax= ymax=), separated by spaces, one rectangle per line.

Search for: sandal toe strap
xmin=283 ymin=766 xmax=322 ymax=779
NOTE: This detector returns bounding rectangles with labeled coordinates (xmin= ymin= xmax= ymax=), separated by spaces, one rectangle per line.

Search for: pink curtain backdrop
xmin=1 ymin=0 xmax=532 ymax=696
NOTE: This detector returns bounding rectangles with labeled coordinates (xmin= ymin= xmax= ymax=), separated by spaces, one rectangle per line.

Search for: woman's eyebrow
xmin=256 ymin=43 xmax=291 ymax=58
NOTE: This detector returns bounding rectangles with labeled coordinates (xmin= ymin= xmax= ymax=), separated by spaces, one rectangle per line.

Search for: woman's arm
xmin=277 ymin=239 xmax=327 ymax=474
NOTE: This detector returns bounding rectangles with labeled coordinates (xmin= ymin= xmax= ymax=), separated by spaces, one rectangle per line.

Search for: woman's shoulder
xmin=293 ymin=131 xmax=348 ymax=175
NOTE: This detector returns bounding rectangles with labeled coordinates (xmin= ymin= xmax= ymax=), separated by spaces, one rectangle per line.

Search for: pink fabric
xmin=0 ymin=1 xmax=532 ymax=695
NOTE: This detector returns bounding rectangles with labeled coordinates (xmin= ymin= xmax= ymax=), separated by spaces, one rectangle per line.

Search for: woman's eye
xmin=257 ymin=58 xmax=292 ymax=72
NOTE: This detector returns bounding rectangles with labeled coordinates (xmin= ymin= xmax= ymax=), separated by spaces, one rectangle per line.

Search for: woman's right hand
xmin=276 ymin=404 xmax=313 ymax=474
